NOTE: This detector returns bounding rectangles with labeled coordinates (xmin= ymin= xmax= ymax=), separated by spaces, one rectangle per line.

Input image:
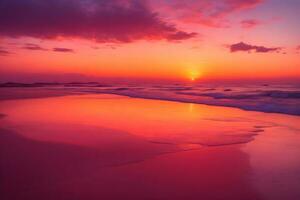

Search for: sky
xmin=0 ymin=0 xmax=299 ymax=83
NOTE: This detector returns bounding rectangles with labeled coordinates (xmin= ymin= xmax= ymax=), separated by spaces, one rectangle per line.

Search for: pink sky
xmin=0 ymin=0 xmax=299 ymax=82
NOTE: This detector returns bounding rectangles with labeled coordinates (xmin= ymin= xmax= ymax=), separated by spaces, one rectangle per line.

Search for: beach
xmin=1 ymin=0 xmax=299 ymax=199
xmin=1 ymin=87 xmax=300 ymax=200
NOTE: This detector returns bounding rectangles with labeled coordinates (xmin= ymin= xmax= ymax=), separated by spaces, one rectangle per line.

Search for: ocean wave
xmin=88 ymin=86 xmax=300 ymax=116
xmin=178 ymin=90 xmax=300 ymax=99
xmin=1 ymin=82 xmax=300 ymax=116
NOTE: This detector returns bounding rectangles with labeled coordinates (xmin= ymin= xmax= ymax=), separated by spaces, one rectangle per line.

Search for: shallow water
xmin=2 ymin=82 xmax=300 ymax=115
xmin=0 ymin=93 xmax=300 ymax=200
xmin=65 ymin=82 xmax=300 ymax=115
xmin=1 ymin=94 xmax=298 ymax=146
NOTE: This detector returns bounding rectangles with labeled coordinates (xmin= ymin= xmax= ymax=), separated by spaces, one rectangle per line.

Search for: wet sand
xmin=0 ymin=90 xmax=300 ymax=200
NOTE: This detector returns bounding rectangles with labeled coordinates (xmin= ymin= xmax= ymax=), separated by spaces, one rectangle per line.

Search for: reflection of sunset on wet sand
xmin=1 ymin=91 xmax=300 ymax=200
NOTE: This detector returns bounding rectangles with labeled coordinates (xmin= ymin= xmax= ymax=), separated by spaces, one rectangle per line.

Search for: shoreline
xmin=1 ymin=90 xmax=300 ymax=200
xmin=1 ymin=87 xmax=300 ymax=117
xmin=86 ymin=90 xmax=300 ymax=117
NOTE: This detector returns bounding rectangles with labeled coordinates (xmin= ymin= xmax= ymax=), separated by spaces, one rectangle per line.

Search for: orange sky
xmin=0 ymin=0 xmax=299 ymax=83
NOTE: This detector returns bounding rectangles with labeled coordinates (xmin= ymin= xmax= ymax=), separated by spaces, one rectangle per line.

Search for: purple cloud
xmin=229 ymin=42 xmax=282 ymax=53
xmin=166 ymin=31 xmax=198 ymax=41
xmin=53 ymin=48 xmax=74 ymax=53
xmin=22 ymin=43 xmax=48 ymax=51
xmin=240 ymin=19 xmax=261 ymax=28
xmin=0 ymin=0 xmax=196 ymax=43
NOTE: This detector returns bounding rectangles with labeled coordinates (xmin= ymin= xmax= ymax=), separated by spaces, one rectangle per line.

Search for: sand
xmin=0 ymin=89 xmax=300 ymax=200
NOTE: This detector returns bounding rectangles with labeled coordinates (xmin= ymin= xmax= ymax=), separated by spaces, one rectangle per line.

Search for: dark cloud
xmin=0 ymin=0 xmax=196 ymax=43
xmin=229 ymin=42 xmax=282 ymax=53
xmin=240 ymin=19 xmax=261 ymax=28
xmin=53 ymin=48 xmax=74 ymax=53
xmin=22 ymin=43 xmax=48 ymax=51
xmin=166 ymin=31 xmax=198 ymax=41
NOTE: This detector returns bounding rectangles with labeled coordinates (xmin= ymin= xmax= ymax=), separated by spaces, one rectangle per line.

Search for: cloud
xmin=0 ymin=47 xmax=11 ymax=56
xmin=53 ymin=48 xmax=74 ymax=53
xmin=0 ymin=0 xmax=196 ymax=43
xmin=22 ymin=43 xmax=48 ymax=51
xmin=240 ymin=19 xmax=261 ymax=28
xmin=92 ymin=43 xmax=122 ymax=50
xmin=152 ymin=0 xmax=264 ymax=27
xmin=165 ymin=31 xmax=198 ymax=40
xmin=296 ymin=45 xmax=300 ymax=54
xmin=21 ymin=43 xmax=75 ymax=52
xmin=229 ymin=42 xmax=282 ymax=53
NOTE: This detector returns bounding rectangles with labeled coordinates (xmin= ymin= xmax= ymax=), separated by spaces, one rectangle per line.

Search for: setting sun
xmin=188 ymin=69 xmax=202 ymax=81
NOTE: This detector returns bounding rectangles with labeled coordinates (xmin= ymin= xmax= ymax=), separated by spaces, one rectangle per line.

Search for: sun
xmin=188 ymin=69 xmax=201 ymax=81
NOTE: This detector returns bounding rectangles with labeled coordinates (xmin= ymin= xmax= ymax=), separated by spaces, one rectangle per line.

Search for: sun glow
xmin=188 ymin=69 xmax=201 ymax=81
